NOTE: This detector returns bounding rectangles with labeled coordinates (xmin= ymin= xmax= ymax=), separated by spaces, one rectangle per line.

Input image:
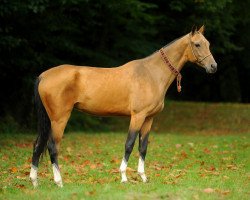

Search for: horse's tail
xmin=33 ymin=77 xmax=51 ymax=158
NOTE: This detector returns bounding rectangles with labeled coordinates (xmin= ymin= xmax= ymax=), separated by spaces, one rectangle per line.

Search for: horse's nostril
xmin=211 ymin=63 xmax=217 ymax=69
xmin=210 ymin=64 xmax=217 ymax=73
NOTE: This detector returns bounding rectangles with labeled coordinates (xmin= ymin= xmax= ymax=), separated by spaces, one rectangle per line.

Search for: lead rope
xmin=159 ymin=48 xmax=182 ymax=93
xmin=177 ymin=73 xmax=182 ymax=92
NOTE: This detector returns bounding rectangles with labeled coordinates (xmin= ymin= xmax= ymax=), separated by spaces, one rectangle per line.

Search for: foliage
xmin=0 ymin=132 xmax=249 ymax=199
xmin=0 ymin=0 xmax=249 ymax=130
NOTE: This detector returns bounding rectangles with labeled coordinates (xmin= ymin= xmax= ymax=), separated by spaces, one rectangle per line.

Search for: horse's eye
xmin=195 ymin=43 xmax=200 ymax=48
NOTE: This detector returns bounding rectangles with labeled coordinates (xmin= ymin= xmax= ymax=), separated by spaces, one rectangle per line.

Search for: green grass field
xmin=0 ymin=102 xmax=250 ymax=200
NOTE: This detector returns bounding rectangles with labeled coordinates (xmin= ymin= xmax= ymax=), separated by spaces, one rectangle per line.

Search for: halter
xmin=189 ymin=33 xmax=212 ymax=64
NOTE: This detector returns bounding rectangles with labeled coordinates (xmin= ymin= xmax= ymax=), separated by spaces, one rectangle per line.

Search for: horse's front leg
xmin=138 ymin=117 xmax=153 ymax=182
xmin=120 ymin=114 xmax=146 ymax=183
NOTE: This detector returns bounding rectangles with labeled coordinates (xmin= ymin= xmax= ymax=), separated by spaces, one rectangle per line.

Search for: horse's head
xmin=187 ymin=25 xmax=217 ymax=73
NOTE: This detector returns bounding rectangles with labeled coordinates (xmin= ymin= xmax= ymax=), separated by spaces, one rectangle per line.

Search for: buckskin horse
xmin=30 ymin=26 xmax=217 ymax=187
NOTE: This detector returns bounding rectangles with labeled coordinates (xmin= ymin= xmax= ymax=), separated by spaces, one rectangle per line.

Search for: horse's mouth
xmin=205 ymin=66 xmax=217 ymax=74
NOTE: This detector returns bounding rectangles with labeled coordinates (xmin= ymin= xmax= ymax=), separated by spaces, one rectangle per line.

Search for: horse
xmin=29 ymin=26 xmax=217 ymax=187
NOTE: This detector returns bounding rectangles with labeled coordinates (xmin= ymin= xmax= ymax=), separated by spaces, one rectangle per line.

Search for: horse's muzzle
xmin=206 ymin=63 xmax=217 ymax=73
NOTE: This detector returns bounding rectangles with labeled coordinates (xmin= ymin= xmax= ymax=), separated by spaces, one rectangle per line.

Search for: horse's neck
xmin=144 ymin=34 xmax=189 ymax=95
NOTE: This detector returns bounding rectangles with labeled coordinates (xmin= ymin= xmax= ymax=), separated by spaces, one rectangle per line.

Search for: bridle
xmin=159 ymin=33 xmax=212 ymax=93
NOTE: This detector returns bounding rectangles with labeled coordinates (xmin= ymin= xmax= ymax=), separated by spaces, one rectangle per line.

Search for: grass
xmin=0 ymin=101 xmax=250 ymax=200
xmin=0 ymin=133 xmax=249 ymax=200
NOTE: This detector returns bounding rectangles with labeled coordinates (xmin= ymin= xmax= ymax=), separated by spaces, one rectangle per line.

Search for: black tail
xmin=32 ymin=78 xmax=51 ymax=165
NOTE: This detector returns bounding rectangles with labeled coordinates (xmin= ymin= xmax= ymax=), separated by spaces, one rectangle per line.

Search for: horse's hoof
xmin=30 ymin=178 xmax=38 ymax=188
xmin=138 ymin=172 xmax=147 ymax=183
xmin=121 ymin=179 xmax=128 ymax=183
xmin=55 ymin=180 xmax=63 ymax=188
xmin=142 ymin=178 xmax=148 ymax=183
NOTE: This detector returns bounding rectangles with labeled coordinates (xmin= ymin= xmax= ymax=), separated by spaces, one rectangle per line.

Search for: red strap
xmin=159 ymin=48 xmax=182 ymax=93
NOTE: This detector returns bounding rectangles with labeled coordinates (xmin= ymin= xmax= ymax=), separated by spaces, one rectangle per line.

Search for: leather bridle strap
xmin=159 ymin=48 xmax=182 ymax=92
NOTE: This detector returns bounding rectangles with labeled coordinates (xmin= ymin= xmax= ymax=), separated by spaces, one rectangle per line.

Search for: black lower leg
xmin=47 ymin=138 xmax=58 ymax=166
xmin=31 ymin=136 xmax=45 ymax=167
xmin=138 ymin=133 xmax=149 ymax=160
xmin=124 ymin=131 xmax=138 ymax=161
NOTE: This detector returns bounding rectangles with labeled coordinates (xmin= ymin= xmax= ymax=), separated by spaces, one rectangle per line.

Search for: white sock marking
xmin=52 ymin=163 xmax=63 ymax=187
xmin=30 ymin=165 xmax=38 ymax=187
xmin=119 ymin=158 xmax=128 ymax=182
xmin=138 ymin=156 xmax=144 ymax=173
xmin=138 ymin=156 xmax=147 ymax=182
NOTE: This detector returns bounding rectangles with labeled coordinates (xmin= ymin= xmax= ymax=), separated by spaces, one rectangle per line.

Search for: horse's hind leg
xmin=138 ymin=117 xmax=153 ymax=182
xmin=30 ymin=136 xmax=47 ymax=187
xmin=48 ymin=112 xmax=71 ymax=187
xmin=120 ymin=113 xmax=146 ymax=183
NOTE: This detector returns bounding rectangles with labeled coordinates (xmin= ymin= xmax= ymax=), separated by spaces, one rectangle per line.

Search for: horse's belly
xmin=75 ymin=101 xmax=130 ymax=116
xmin=75 ymin=88 xmax=131 ymax=116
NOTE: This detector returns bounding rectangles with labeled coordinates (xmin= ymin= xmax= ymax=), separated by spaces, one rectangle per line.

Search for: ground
xmin=0 ymin=102 xmax=249 ymax=200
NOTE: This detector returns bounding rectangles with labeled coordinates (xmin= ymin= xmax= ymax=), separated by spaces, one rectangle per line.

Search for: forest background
xmin=0 ymin=0 xmax=249 ymax=132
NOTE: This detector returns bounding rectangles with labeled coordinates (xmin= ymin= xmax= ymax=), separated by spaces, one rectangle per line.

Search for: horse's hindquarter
xmin=75 ymin=66 xmax=132 ymax=116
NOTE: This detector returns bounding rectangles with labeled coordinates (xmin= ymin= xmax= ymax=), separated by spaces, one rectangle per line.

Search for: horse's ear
xmin=191 ymin=25 xmax=197 ymax=36
xmin=198 ymin=25 xmax=205 ymax=34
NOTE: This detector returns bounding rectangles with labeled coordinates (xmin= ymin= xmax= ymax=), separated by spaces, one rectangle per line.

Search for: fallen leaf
xmin=218 ymin=190 xmax=230 ymax=195
xmin=16 ymin=184 xmax=25 ymax=189
xmin=221 ymin=190 xmax=230 ymax=195
xmin=209 ymin=165 xmax=216 ymax=171
xmin=203 ymin=148 xmax=211 ymax=154
xmin=227 ymin=164 xmax=238 ymax=170
xmin=24 ymin=171 xmax=30 ymax=175
xmin=85 ymin=190 xmax=96 ymax=196
xmin=126 ymin=167 xmax=136 ymax=172
xmin=110 ymin=157 xmax=120 ymax=164
xmin=82 ymin=160 xmax=91 ymax=167
xmin=204 ymin=188 xmax=214 ymax=193
xmin=109 ymin=168 xmax=119 ymax=174
xmin=90 ymin=164 xmax=96 ymax=169
xmin=10 ymin=167 xmax=18 ymax=173
xmin=176 ymin=144 xmax=182 ymax=148
xmin=16 ymin=176 xmax=26 ymax=180
xmin=181 ymin=151 xmax=188 ymax=158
